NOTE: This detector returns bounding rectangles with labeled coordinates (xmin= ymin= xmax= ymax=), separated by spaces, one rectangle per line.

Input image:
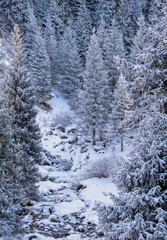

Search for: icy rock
xmin=56 ymin=124 xmax=65 ymax=133
xmin=69 ymin=136 xmax=78 ymax=144
xmin=81 ymin=146 xmax=88 ymax=153
xmin=94 ymin=146 xmax=103 ymax=152
xmin=60 ymin=135 xmax=68 ymax=139
xmin=67 ymin=127 xmax=77 ymax=134
xmin=49 ymin=215 xmax=58 ymax=222
xmin=61 ymin=159 xmax=73 ymax=171
xmin=49 ymin=130 xmax=54 ymax=135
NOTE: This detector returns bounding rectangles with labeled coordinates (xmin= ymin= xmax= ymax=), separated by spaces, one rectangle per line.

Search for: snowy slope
xmin=22 ymin=91 xmax=132 ymax=240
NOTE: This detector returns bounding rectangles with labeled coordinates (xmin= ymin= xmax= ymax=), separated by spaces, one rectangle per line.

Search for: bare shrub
xmin=51 ymin=112 xmax=73 ymax=128
xmin=79 ymin=156 xmax=118 ymax=181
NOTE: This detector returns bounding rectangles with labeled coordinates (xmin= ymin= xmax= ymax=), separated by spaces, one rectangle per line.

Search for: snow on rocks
xmin=23 ymin=233 xmax=55 ymax=240
xmin=23 ymin=91 xmax=131 ymax=239
xmin=53 ymin=199 xmax=85 ymax=216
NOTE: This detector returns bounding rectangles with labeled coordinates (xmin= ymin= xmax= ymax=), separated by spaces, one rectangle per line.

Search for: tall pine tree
xmin=5 ymin=24 xmax=42 ymax=200
xmin=78 ymin=30 xmax=109 ymax=145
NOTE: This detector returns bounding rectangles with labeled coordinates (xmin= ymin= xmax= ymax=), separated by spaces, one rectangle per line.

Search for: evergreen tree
xmin=78 ymin=31 xmax=109 ymax=145
xmin=116 ymin=0 xmax=139 ymax=56
xmin=98 ymin=109 xmax=167 ymax=240
xmin=130 ymin=14 xmax=151 ymax=63
xmin=0 ymin=0 xmax=27 ymax=32
xmin=96 ymin=0 xmax=117 ymax=28
xmin=75 ymin=0 xmax=92 ymax=63
xmin=25 ymin=7 xmax=52 ymax=101
xmin=103 ymin=20 xmax=125 ymax=94
xmin=85 ymin=0 xmax=99 ymax=27
xmin=48 ymin=0 xmax=65 ymax=39
xmin=111 ymin=74 xmax=131 ymax=151
xmin=31 ymin=0 xmax=49 ymax=28
xmin=130 ymin=5 xmax=166 ymax=123
xmin=98 ymin=3 xmax=167 ymax=238
xmin=0 ymin=42 xmax=23 ymax=238
xmin=96 ymin=17 xmax=107 ymax=51
xmin=45 ymin=15 xmax=58 ymax=85
xmin=55 ymin=25 xmax=83 ymax=106
xmin=5 ymin=24 xmax=42 ymax=200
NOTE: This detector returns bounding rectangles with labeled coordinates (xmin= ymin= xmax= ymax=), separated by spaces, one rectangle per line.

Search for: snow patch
xmin=54 ymin=199 xmax=85 ymax=216
xmin=80 ymin=177 xmax=118 ymax=205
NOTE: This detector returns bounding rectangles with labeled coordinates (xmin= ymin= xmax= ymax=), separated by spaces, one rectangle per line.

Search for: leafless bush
xmin=79 ymin=156 xmax=118 ymax=181
xmin=51 ymin=112 xmax=73 ymax=128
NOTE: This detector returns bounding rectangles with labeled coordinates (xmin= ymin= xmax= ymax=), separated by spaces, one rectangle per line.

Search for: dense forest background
xmin=0 ymin=0 xmax=166 ymax=239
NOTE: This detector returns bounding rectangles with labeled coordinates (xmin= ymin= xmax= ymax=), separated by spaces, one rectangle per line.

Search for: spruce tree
xmin=25 ymin=7 xmax=52 ymax=101
xmin=48 ymin=0 xmax=65 ymax=39
xmin=75 ymin=0 xmax=92 ymax=64
xmin=0 ymin=42 xmax=23 ymax=238
xmin=78 ymin=31 xmax=109 ymax=145
xmin=111 ymin=74 xmax=131 ymax=151
xmin=5 ymin=24 xmax=42 ymax=201
xmin=56 ymin=25 xmax=83 ymax=106
xmin=0 ymin=0 xmax=27 ymax=32
xmin=98 ymin=3 xmax=167 ymax=238
xmin=98 ymin=111 xmax=167 ymax=240
xmin=103 ymin=20 xmax=125 ymax=94
xmin=45 ymin=15 xmax=58 ymax=85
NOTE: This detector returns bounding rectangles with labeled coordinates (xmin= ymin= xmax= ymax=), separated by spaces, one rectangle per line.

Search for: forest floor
xmin=23 ymin=91 xmax=131 ymax=240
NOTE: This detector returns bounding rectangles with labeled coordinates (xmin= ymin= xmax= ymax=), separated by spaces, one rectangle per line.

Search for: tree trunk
xmin=121 ymin=135 xmax=123 ymax=152
xmin=92 ymin=128 xmax=96 ymax=146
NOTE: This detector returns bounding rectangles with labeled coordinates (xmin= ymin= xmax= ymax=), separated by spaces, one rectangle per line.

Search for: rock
xmin=69 ymin=136 xmax=78 ymax=144
xmin=56 ymin=124 xmax=65 ymax=133
xmin=44 ymin=137 xmax=49 ymax=141
xmin=97 ymin=230 xmax=104 ymax=237
xmin=81 ymin=146 xmax=88 ymax=153
xmin=42 ymin=160 xmax=51 ymax=166
xmin=67 ymin=128 xmax=77 ymax=134
xmin=39 ymin=174 xmax=48 ymax=181
xmin=60 ymin=135 xmax=68 ymax=139
xmin=61 ymin=158 xmax=73 ymax=171
xmin=94 ymin=146 xmax=102 ymax=152
xmin=49 ymin=130 xmax=54 ymax=135
xmin=50 ymin=216 xmax=57 ymax=223
xmin=29 ymin=236 xmax=37 ymax=240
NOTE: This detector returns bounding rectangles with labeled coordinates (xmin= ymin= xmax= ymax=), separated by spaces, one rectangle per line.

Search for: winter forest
xmin=0 ymin=0 xmax=167 ymax=239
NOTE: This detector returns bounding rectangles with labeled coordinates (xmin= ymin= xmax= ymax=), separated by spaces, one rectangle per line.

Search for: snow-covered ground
xmin=23 ymin=91 xmax=131 ymax=240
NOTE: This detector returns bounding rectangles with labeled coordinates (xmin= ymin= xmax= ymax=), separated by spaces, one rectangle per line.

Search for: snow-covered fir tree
xmin=31 ymin=0 xmax=49 ymax=28
xmin=96 ymin=0 xmax=117 ymax=28
xmin=48 ymin=0 xmax=65 ymax=39
xmin=78 ymin=30 xmax=109 ymax=145
xmin=75 ymin=0 xmax=92 ymax=64
xmin=0 ymin=42 xmax=23 ymax=238
xmin=55 ymin=25 xmax=83 ymax=106
xmin=0 ymin=0 xmax=27 ymax=32
xmin=0 ymin=94 xmax=23 ymax=238
xmin=98 ymin=110 xmax=167 ymax=239
xmin=116 ymin=0 xmax=139 ymax=56
xmin=111 ymin=73 xmax=131 ymax=151
xmin=130 ymin=4 xmax=166 ymax=124
xmin=5 ymin=24 xmax=42 ymax=200
xmin=103 ymin=20 xmax=125 ymax=95
xmin=98 ymin=3 xmax=167 ymax=238
xmin=45 ymin=15 xmax=58 ymax=85
xmin=25 ymin=7 xmax=52 ymax=101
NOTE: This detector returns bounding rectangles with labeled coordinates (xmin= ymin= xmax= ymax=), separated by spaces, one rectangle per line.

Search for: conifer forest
xmin=0 ymin=0 xmax=166 ymax=239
